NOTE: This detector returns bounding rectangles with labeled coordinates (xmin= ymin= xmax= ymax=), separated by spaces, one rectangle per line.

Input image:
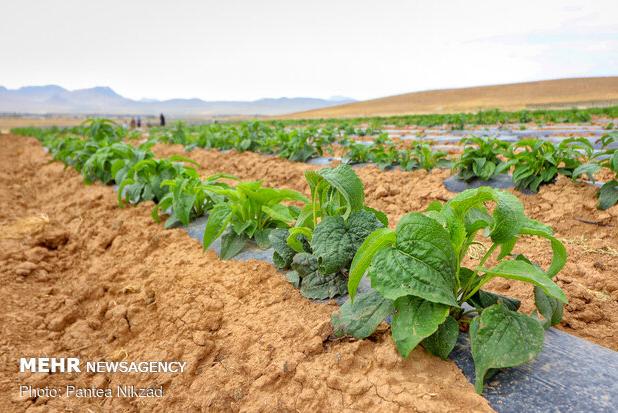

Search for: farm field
xmin=0 ymin=116 xmax=84 ymax=133
xmin=3 ymin=113 xmax=617 ymax=411
xmin=149 ymin=143 xmax=618 ymax=350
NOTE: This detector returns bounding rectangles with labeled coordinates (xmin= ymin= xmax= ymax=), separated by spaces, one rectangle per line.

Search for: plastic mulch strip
xmin=444 ymin=174 xmax=515 ymax=192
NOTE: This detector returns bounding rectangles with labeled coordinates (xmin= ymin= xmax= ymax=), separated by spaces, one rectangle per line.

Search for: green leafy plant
xmin=400 ymin=143 xmax=450 ymax=171
xmin=506 ymin=138 xmax=591 ymax=192
xmin=270 ymin=165 xmax=387 ymax=299
xmin=594 ymin=134 xmax=618 ymax=209
xmin=82 ymin=142 xmax=153 ymax=184
xmin=276 ymin=128 xmax=331 ymax=162
xmin=81 ymin=118 xmax=123 ymax=142
xmin=453 ymin=136 xmax=510 ymax=181
xmin=117 ymin=156 xmax=200 ymax=205
xmin=368 ymin=142 xmax=400 ymax=170
xmin=333 ymin=186 xmax=567 ymax=393
xmin=151 ymin=173 xmax=237 ymax=227
xmin=342 ymin=142 xmax=371 ymax=164
xmin=202 ymin=181 xmax=308 ymax=259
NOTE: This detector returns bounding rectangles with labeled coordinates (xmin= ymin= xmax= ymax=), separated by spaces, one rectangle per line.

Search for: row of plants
xmin=14 ymin=119 xmax=617 ymax=210
xmin=15 ymin=119 xmax=570 ymax=394
xmin=150 ymin=121 xmax=350 ymax=162
xmin=341 ymin=133 xmax=451 ymax=171
xmin=272 ymin=106 xmax=618 ymax=129
xmin=144 ymin=121 xmax=452 ymax=172
xmin=145 ymin=122 xmax=617 ymax=200
xmin=154 ymin=122 xmax=617 ymax=209
xmin=453 ymin=134 xmax=618 ymax=209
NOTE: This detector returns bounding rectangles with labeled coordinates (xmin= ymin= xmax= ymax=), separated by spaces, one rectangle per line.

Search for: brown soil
xmin=152 ymin=144 xmax=618 ymax=351
xmin=0 ymin=135 xmax=492 ymax=412
xmin=282 ymin=77 xmax=618 ymax=119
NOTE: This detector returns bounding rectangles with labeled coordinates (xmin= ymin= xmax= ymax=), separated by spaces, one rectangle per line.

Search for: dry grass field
xmin=0 ymin=116 xmax=84 ymax=132
xmin=283 ymin=77 xmax=618 ymax=119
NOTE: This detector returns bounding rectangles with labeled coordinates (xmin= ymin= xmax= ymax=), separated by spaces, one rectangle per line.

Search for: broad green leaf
xmin=286 ymin=270 xmax=300 ymax=289
xmin=286 ymin=227 xmax=312 ymax=253
xmin=464 ymin=207 xmax=492 ymax=234
xmin=269 ymin=229 xmax=296 ymax=269
xmin=468 ymin=290 xmax=521 ymax=312
xmin=300 ymin=270 xmax=347 ymax=299
xmin=572 ymin=163 xmax=601 ymax=181
xmin=312 ymin=210 xmax=382 ymax=274
xmin=534 ymin=286 xmax=563 ymax=329
xmin=291 ymin=252 xmax=347 ymax=298
xmin=291 ymin=252 xmax=318 ymax=278
xmin=470 ymin=303 xmax=544 ymax=393
xmin=422 ymin=316 xmax=459 ymax=359
xmin=262 ymin=204 xmax=295 ymax=225
xmin=391 ymin=296 xmax=450 ymax=357
xmin=482 ymin=260 xmax=567 ymax=303
xmin=598 ymin=180 xmax=618 ymax=210
xmin=203 ymin=203 xmax=232 ymax=250
xmin=220 ymin=230 xmax=247 ymax=259
xmin=364 ymin=206 xmax=389 ymax=227
xmin=253 ymin=228 xmax=272 ymax=249
xmin=173 ymin=192 xmax=196 ymax=226
xmin=489 ymin=190 xmax=525 ymax=243
xmin=332 ymin=290 xmax=394 ymax=339
xmin=309 ymin=164 xmax=365 ymax=219
xmin=369 ymin=213 xmax=458 ymax=306
xmin=519 ymin=226 xmax=567 ymax=277
xmin=348 ymin=228 xmax=395 ymax=301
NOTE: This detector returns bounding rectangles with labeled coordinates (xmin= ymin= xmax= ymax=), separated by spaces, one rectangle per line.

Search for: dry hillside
xmin=284 ymin=77 xmax=618 ymax=119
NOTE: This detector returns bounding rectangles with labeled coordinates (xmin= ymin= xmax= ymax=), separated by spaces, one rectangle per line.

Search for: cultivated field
xmin=2 ymin=113 xmax=617 ymax=412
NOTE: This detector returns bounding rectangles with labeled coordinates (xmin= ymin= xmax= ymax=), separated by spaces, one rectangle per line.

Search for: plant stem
xmin=460 ymin=243 xmax=497 ymax=303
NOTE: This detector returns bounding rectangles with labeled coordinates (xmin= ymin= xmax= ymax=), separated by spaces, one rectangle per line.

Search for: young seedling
xmin=453 ymin=136 xmax=510 ymax=181
xmin=270 ymin=164 xmax=387 ymax=299
xmin=202 ymin=181 xmax=308 ymax=259
xmin=151 ymin=173 xmax=237 ymax=228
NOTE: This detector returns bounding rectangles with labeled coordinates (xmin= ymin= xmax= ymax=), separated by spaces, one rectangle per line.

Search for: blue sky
xmin=1 ymin=0 xmax=616 ymax=101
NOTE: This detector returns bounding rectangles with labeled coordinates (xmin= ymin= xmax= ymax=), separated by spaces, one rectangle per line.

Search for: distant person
xmin=136 ymin=116 xmax=141 ymax=128
xmin=160 ymin=113 xmax=166 ymax=127
xmin=130 ymin=117 xmax=136 ymax=129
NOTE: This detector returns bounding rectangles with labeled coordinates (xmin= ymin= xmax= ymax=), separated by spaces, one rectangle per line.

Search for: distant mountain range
xmin=0 ymin=85 xmax=355 ymax=117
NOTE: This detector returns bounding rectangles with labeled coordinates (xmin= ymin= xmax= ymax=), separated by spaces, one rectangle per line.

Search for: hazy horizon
xmin=1 ymin=0 xmax=617 ymax=102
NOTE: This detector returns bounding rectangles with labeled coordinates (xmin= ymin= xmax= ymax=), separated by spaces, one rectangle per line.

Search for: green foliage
xmin=118 ymin=156 xmax=199 ymax=205
xmin=272 ymin=106 xmax=617 ymax=129
xmin=151 ymin=173 xmax=236 ymax=227
xmin=82 ymin=142 xmax=153 ymax=184
xmin=334 ymin=186 xmax=567 ymax=393
xmin=453 ymin=136 xmax=510 ymax=181
xmin=152 ymin=121 xmax=337 ymax=162
xmin=81 ymin=118 xmax=123 ymax=142
xmin=594 ymin=133 xmax=618 ymax=210
xmin=344 ymin=139 xmax=451 ymax=172
xmin=201 ymin=181 xmax=308 ymax=259
xmin=271 ymin=165 xmax=384 ymax=299
xmin=399 ymin=143 xmax=450 ymax=171
xmin=470 ymin=303 xmax=544 ymax=393
xmin=506 ymin=138 xmax=593 ymax=192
